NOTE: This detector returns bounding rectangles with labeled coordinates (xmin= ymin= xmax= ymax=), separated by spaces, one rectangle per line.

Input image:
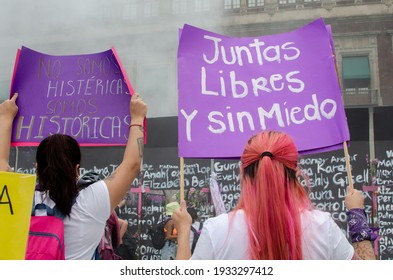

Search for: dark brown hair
xmin=36 ymin=134 xmax=81 ymax=216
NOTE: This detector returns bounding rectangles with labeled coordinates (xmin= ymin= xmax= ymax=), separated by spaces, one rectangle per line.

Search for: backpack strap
xmin=190 ymin=225 xmax=199 ymax=254
xmin=190 ymin=221 xmax=203 ymax=254
xmin=92 ymin=246 xmax=100 ymax=260
xmin=31 ymin=203 xmax=65 ymax=219
xmin=31 ymin=189 xmax=65 ymax=220
xmin=31 ymin=182 xmax=85 ymax=219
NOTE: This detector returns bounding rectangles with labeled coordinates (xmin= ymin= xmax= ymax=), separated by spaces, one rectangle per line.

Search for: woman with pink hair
xmin=173 ymin=130 xmax=376 ymax=260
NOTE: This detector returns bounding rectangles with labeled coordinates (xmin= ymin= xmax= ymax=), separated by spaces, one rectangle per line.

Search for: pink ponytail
xmin=236 ymin=131 xmax=311 ymax=259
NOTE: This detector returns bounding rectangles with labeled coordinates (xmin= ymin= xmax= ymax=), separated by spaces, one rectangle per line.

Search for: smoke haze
xmin=0 ymin=0 xmax=228 ymax=117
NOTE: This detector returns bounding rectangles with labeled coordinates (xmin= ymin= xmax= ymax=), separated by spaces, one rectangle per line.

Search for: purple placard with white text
xmin=11 ymin=46 xmax=133 ymax=146
xmin=177 ymin=18 xmax=349 ymax=158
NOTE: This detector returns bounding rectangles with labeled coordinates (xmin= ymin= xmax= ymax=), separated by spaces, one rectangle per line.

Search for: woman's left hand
xmin=0 ymin=93 xmax=19 ymax=121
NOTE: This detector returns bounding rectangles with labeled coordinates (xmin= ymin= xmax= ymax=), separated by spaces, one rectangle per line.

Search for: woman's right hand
xmin=345 ymin=187 xmax=365 ymax=210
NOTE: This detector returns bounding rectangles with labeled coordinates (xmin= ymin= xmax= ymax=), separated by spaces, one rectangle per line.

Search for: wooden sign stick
xmin=180 ymin=157 xmax=185 ymax=201
xmin=330 ymin=39 xmax=354 ymax=191
xmin=343 ymin=141 xmax=354 ymax=190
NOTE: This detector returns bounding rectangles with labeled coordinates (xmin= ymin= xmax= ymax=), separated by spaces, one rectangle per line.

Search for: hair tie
xmin=261 ymin=151 xmax=273 ymax=159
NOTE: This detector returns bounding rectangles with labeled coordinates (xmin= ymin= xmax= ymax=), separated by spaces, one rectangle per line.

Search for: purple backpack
xmin=98 ymin=211 xmax=122 ymax=260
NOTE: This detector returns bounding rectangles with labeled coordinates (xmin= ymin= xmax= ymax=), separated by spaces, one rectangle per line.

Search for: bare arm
xmin=118 ymin=199 xmax=126 ymax=208
xmin=118 ymin=218 xmax=128 ymax=242
xmin=352 ymin=241 xmax=376 ymax=260
xmin=345 ymin=188 xmax=376 ymax=260
xmin=172 ymin=200 xmax=192 ymax=260
xmin=0 ymin=93 xmax=18 ymax=172
xmin=104 ymin=93 xmax=147 ymax=212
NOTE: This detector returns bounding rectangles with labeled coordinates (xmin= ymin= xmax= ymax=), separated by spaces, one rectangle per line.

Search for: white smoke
xmin=0 ymin=0 xmax=229 ymax=117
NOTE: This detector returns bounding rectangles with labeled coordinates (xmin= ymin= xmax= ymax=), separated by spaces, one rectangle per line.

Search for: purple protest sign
xmin=178 ymin=18 xmax=349 ymax=158
xmin=10 ymin=46 xmax=134 ymax=146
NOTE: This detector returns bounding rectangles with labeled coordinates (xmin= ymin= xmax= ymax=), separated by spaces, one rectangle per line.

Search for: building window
xmin=224 ymin=0 xmax=241 ymax=9
xmin=342 ymin=56 xmax=371 ymax=94
xmin=279 ymin=0 xmax=296 ymax=4
xmin=144 ymin=0 xmax=158 ymax=18
xmin=248 ymin=0 xmax=265 ymax=7
xmin=195 ymin=0 xmax=210 ymax=12
xmin=172 ymin=0 xmax=188 ymax=14
xmin=123 ymin=0 xmax=137 ymax=20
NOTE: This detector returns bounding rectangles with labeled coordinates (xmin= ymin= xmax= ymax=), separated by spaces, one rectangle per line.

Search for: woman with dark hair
xmin=173 ymin=130 xmax=376 ymax=260
xmin=0 ymin=92 xmax=147 ymax=259
xmin=35 ymin=134 xmax=82 ymax=217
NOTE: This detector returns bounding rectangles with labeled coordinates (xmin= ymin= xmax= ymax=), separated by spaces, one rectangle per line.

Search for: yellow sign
xmin=0 ymin=171 xmax=36 ymax=260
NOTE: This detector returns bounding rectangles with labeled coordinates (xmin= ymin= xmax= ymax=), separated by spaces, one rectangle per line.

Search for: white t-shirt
xmin=33 ymin=180 xmax=110 ymax=259
xmin=191 ymin=209 xmax=354 ymax=260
